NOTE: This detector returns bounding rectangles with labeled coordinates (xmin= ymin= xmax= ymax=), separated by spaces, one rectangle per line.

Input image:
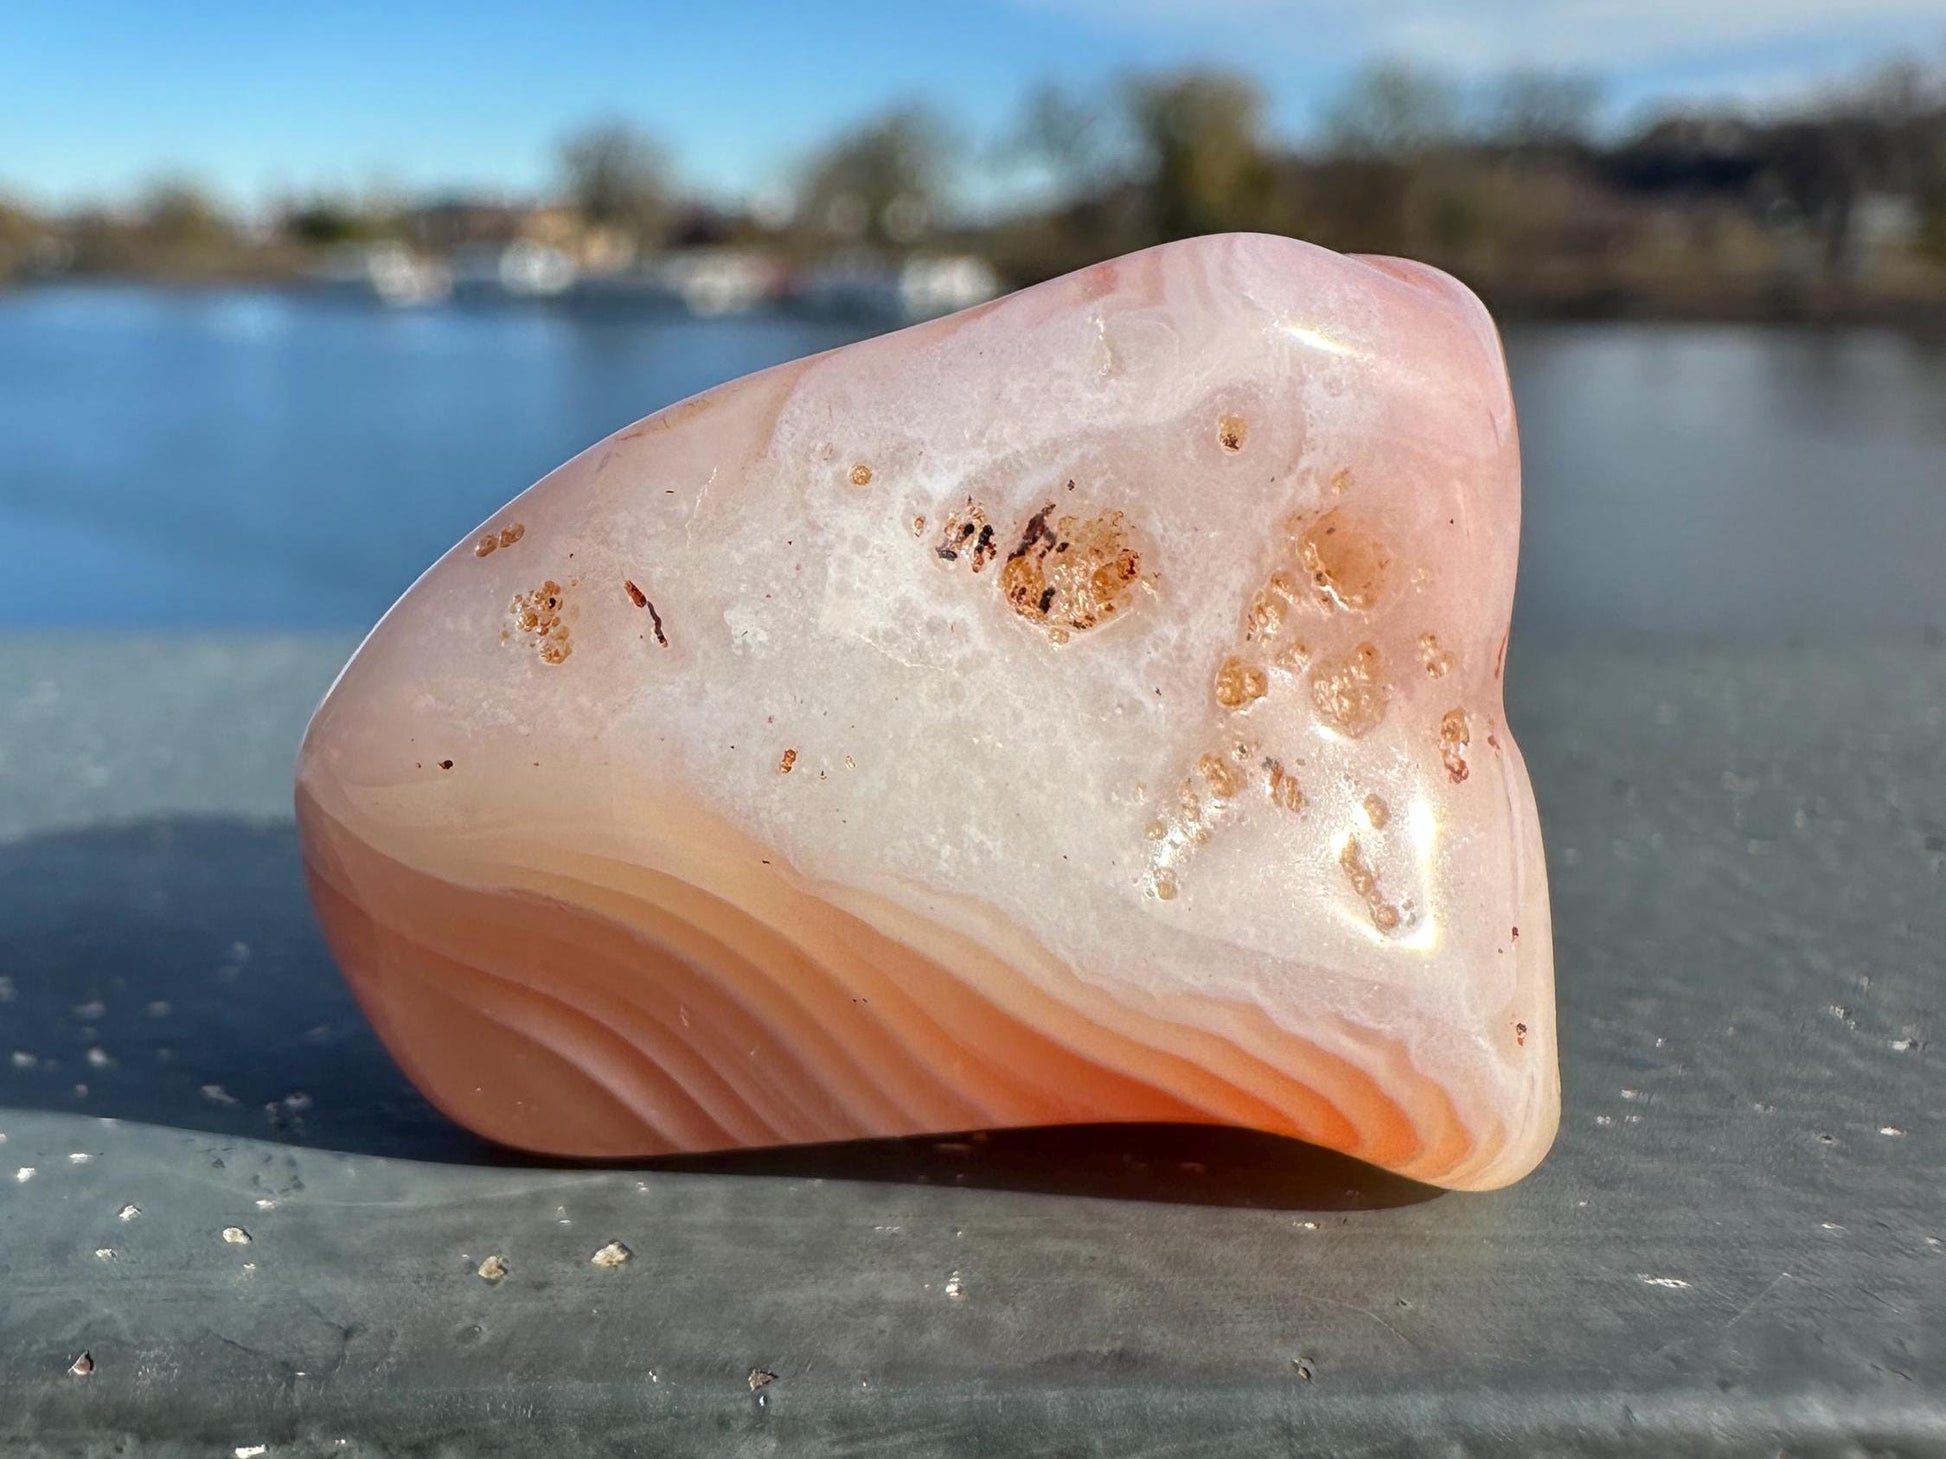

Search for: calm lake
xmin=3 ymin=283 xmax=1943 ymax=639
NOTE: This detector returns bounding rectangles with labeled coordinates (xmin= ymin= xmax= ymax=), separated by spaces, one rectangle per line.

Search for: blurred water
xmin=1506 ymin=323 xmax=1946 ymax=641
xmin=0 ymin=286 xmax=868 ymax=629
xmin=2 ymin=284 xmax=1942 ymax=639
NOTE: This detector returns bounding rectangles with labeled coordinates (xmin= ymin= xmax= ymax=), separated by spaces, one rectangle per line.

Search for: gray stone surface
xmin=1 ymin=634 xmax=1942 ymax=1456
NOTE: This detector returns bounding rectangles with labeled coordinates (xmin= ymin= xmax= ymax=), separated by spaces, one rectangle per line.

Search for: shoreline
xmin=7 ymin=270 xmax=1946 ymax=335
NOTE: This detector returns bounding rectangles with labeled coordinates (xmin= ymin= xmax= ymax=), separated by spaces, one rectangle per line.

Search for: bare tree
xmin=1012 ymin=82 xmax=1121 ymax=198
xmin=1124 ymin=70 xmax=1277 ymax=240
xmin=559 ymin=121 xmax=670 ymax=245
xmin=1757 ymin=57 xmax=1946 ymax=283
xmin=141 ymin=179 xmax=233 ymax=252
xmin=1324 ymin=60 xmax=1463 ymax=162
xmin=801 ymin=107 xmax=952 ymax=248
xmin=0 ymin=194 xmax=50 ymax=280
xmin=1484 ymin=69 xmax=1602 ymax=153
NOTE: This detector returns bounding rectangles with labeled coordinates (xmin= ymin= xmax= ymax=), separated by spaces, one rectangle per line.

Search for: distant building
xmin=409 ymin=198 xmax=531 ymax=252
xmin=407 ymin=197 xmax=636 ymax=273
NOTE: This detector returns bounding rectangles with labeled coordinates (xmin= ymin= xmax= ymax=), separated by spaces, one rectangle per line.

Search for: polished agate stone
xmin=297 ymin=234 xmax=1557 ymax=1191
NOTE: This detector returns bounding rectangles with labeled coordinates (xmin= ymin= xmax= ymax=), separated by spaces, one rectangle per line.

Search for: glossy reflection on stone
xmin=296 ymin=234 xmax=1558 ymax=1192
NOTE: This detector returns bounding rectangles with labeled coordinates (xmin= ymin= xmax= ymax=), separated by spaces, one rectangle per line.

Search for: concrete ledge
xmin=2 ymin=636 xmax=1941 ymax=1454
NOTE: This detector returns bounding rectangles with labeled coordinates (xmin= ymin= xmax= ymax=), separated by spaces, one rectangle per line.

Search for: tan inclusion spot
xmin=1264 ymin=758 xmax=1305 ymax=812
xmin=1439 ymin=708 xmax=1471 ymax=783
xmin=1147 ymin=743 xmax=1257 ymax=901
xmin=1418 ymin=631 xmax=1453 ymax=679
xmin=999 ymin=503 xmax=1145 ymax=639
xmin=1274 ymin=639 xmax=1311 ymax=673
xmin=1339 ymin=836 xmax=1401 ymax=931
xmin=508 ymin=581 xmax=571 ymax=665
xmin=1309 ymin=644 xmax=1386 ymax=737
xmin=934 ymin=500 xmax=996 ymax=571
xmin=848 ymin=463 xmax=874 ymax=487
xmin=473 ymin=522 xmax=525 ymax=558
xmin=1197 ymin=753 xmax=1243 ymax=800
xmin=1172 ymin=784 xmax=1214 ymax=845
xmin=1298 ymin=509 xmax=1390 ymax=612
xmin=1144 ymin=481 xmax=1409 ymax=905
xmin=778 ymin=748 xmax=797 ymax=775
xmin=1214 ymin=656 xmax=1269 ymax=710
xmin=1244 ymin=572 xmax=1300 ymax=642
xmin=1218 ymin=414 xmax=1248 ymax=453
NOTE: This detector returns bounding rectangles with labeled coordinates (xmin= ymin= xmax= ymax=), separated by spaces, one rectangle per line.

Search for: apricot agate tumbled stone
xmin=297 ymin=234 xmax=1558 ymax=1191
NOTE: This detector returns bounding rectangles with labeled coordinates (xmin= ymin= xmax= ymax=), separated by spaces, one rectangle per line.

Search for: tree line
xmin=4 ymin=55 xmax=1943 ymax=320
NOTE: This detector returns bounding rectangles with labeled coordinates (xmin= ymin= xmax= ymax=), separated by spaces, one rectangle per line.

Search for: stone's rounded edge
xmin=1436 ymin=1094 xmax=1559 ymax=1192
xmin=1354 ymin=244 xmax=1553 ymax=1194
xmin=1348 ymin=251 xmax=1499 ymax=337
xmin=1348 ymin=250 xmax=1519 ymax=438
xmin=1410 ymin=722 xmax=1557 ymax=1196
xmin=1435 ymin=712 xmax=1558 ymax=1191
xmin=1476 ymin=733 xmax=1562 ymax=1193
xmin=1465 ymin=1074 xmax=1559 ymax=1189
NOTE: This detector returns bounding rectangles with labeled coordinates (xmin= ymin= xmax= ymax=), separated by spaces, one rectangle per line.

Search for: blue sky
xmin=4 ymin=0 xmax=1941 ymax=212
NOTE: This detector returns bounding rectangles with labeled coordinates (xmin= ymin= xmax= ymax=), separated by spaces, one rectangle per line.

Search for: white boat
xmin=450 ymin=240 xmax=577 ymax=299
xmin=312 ymin=243 xmax=452 ymax=308
xmin=650 ymin=248 xmax=783 ymax=316
xmin=898 ymin=254 xmax=1001 ymax=320
xmin=794 ymin=254 xmax=1001 ymax=323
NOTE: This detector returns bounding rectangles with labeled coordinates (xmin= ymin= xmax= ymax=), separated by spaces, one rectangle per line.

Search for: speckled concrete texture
xmin=1 ymin=634 xmax=1942 ymax=1456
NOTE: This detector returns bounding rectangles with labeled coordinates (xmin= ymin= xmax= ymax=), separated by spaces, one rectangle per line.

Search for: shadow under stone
xmin=0 ymin=816 xmax=1437 ymax=1211
xmin=0 ymin=816 xmax=494 ymax=1162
